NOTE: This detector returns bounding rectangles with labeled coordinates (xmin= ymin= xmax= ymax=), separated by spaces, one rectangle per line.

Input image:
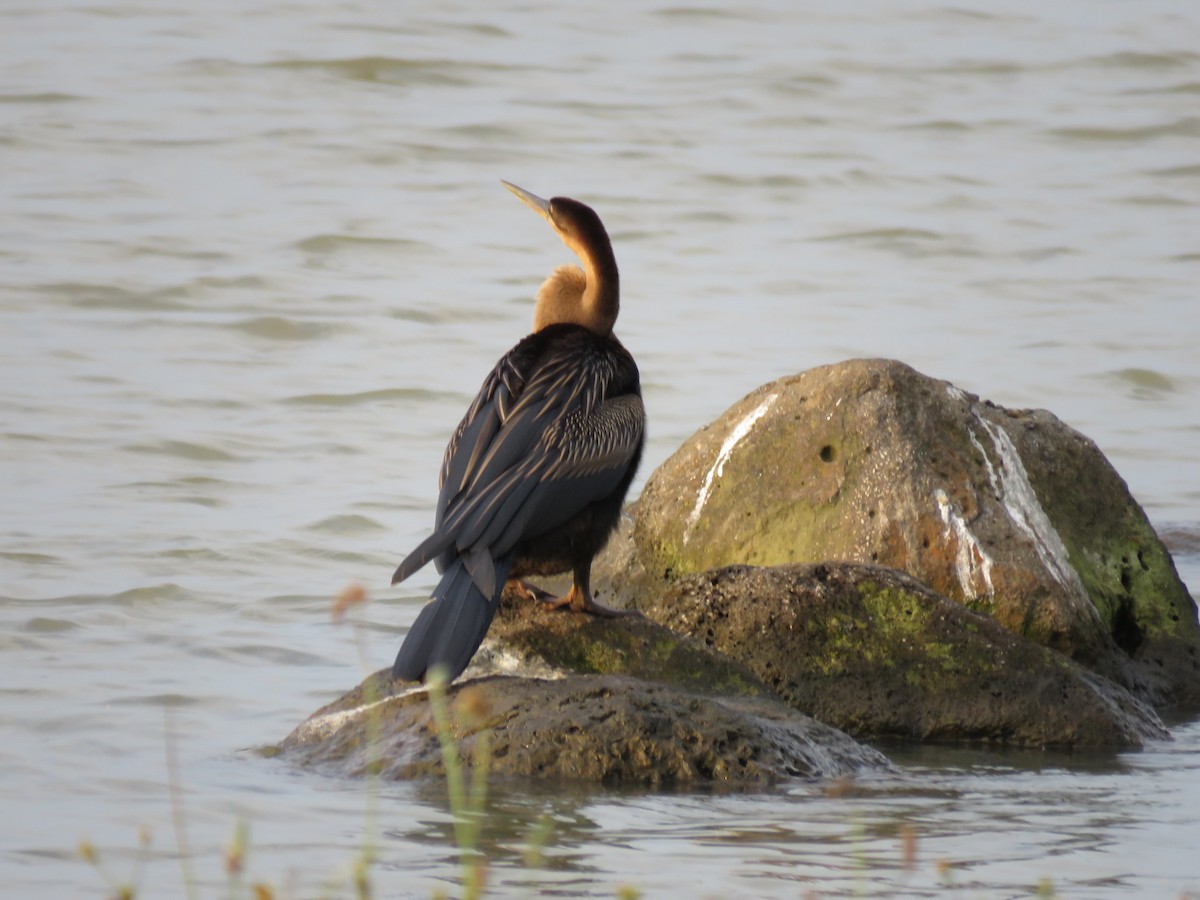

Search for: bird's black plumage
xmin=391 ymin=184 xmax=644 ymax=683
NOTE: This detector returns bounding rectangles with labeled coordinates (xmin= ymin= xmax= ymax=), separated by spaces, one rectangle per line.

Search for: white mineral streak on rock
xmin=289 ymin=646 xmax=571 ymax=745
xmin=685 ymin=393 xmax=779 ymax=544
xmin=934 ymin=488 xmax=995 ymax=599
xmin=290 ymin=688 xmax=420 ymax=744
xmin=970 ymin=413 xmax=1097 ymax=619
xmin=470 ymin=644 xmax=567 ymax=680
xmin=945 ymin=384 xmax=969 ymax=403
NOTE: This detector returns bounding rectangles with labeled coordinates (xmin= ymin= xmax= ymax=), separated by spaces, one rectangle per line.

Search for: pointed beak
xmin=501 ymin=180 xmax=553 ymax=224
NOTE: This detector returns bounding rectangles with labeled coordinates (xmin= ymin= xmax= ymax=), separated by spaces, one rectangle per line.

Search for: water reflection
xmin=346 ymin=721 xmax=1199 ymax=896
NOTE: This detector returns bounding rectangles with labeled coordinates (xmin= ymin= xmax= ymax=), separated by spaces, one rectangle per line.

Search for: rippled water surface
xmin=3 ymin=1 xmax=1199 ymax=896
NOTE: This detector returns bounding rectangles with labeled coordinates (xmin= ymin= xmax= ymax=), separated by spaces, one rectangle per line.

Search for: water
xmin=2 ymin=0 xmax=1199 ymax=896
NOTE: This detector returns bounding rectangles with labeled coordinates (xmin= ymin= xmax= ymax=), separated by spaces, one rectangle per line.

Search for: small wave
xmin=1160 ymin=525 xmax=1200 ymax=557
xmin=118 ymin=476 xmax=240 ymax=491
xmin=0 ymin=632 xmax=41 ymax=652
xmin=678 ymin=209 xmax=738 ymax=224
xmin=22 ymin=617 xmax=79 ymax=633
xmin=812 ymin=227 xmax=978 ymax=259
xmin=654 ymin=6 xmax=765 ymax=21
xmin=1101 ymin=368 xmax=1177 ymax=398
xmin=816 ymin=227 xmax=945 ymax=243
xmin=915 ymin=61 xmax=1025 ymax=77
xmin=37 ymin=583 xmax=198 ymax=608
xmin=898 ymin=119 xmax=975 ymax=132
xmin=0 ymin=92 xmax=85 ymax=104
xmin=764 ymin=77 xmax=839 ymax=98
xmin=266 ymin=540 xmax=387 ymax=568
xmin=205 ymin=642 xmax=332 ymax=667
xmin=1048 ymin=117 xmax=1200 ymax=142
xmin=181 ymin=475 xmax=237 ymax=486
xmin=40 ymin=281 xmax=193 ymax=312
xmin=258 ymin=593 xmax=345 ymax=607
xmin=439 ymin=21 xmax=510 ymax=38
xmin=1014 ymin=245 xmax=1079 ymax=261
xmin=1148 ymin=164 xmax=1200 ymax=179
xmin=918 ymin=8 xmax=1016 ymax=21
xmin=109 ymin=692 xmax=203 ymax=708
xmin=0 ymin=551 xmax=60 ymax=566
xmin=39 ymin=276 xmax=275 ymax=312
xmin=224 ymin=315 xmax=340 ymax=342
xmin=1080 ymin=51 xmax=1199 ymax=71
xmin=109 ymin=583 xmax=198 ymax=607
xmin=305 ymin=514 xmax=388 ymax=534
xmin=175 ymin=495 xmax=224 ymax=508
xmin=125 ymin=439 xmax=241 ymax=463
xmin=388 ymin=306 xmax=445 ymax=325
xmin=1130 ymin=81 xmax=1200 ymax=96
xmin=1117 ymin=193 xmax=1191 ymax=208
xmin=156 ymin=547 xmax=228 ymax=562
xmin=281 ymin=387 xmax=459 ymax=407
xmin=699 ymin=172 xmax=810 ymax=189
xmin=438 ymin=122 xmax=525 ymax=141
xmin=163 ymin=274 xmax=270 ymax=296
xmin=296 ymin=233 xmax=426 ymax=256
xmin=262 ymin=56 xmax=471 ymax=87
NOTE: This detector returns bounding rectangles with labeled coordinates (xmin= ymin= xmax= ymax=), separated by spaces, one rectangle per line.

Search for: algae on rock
xmin=633 ymin=562 xmax=1169 ymax=748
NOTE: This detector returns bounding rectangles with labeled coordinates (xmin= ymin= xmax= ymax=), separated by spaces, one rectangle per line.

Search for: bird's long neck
xmin=532 ymin=234 xmax=619 ymax=336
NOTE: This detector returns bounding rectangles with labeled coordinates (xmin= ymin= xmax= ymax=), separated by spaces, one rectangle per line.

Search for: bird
xmin=390 ymin=181 xmax=645 ymax=683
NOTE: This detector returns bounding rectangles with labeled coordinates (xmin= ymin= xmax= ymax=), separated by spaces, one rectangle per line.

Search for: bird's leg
xmin=542 ymin=563 xmax=640 ymax=618
xmin=508 ymin=578 xmax=552 ymax=603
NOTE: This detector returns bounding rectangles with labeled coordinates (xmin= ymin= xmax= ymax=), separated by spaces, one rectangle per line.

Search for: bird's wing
xmin=392 ymin=355 xmax=525 ymax=586
xmin=468 ymin=391 xmax=645 ymax=554
xmin=436 ymin=348 xmax=643 ymax=558
xmin=392 ymin=335 xmax=643 ymax=588
xmin=436 ymin=353 xmax=526 ymax=524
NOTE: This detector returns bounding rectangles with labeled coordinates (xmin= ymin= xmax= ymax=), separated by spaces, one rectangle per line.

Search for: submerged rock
xmin=633 ymin=562 xmax=1169 ymax=748
xmin=277 ymin=670 xmax=891 ymax=785
xmin=625 ymin=358 xmax=1199 ymax=708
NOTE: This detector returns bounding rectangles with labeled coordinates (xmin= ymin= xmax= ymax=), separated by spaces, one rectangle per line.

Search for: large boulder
xmin=632 ymin=562 xmax=1168 ymax=748
xmin=627 ymin=358 xmax=1199 ymax=708
xmin=275 ymin=589 xmax=892 ymax=784
xmin=276 ymin=671 xmax=890 ymax=785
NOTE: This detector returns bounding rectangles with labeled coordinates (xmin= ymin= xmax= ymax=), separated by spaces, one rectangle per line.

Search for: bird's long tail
xmin=392 ymin=553 xmax=513 ymax=683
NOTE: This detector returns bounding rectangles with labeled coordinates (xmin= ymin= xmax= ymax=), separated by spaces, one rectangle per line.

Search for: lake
xmin=2 ymin=0 xmax=1198 ymax=896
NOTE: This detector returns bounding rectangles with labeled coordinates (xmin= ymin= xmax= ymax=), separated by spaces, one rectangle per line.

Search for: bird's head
xmin=501 ymin=182 xmax=609 ymax=262
xmin=502 ymin=181 xmax=620 ymax=335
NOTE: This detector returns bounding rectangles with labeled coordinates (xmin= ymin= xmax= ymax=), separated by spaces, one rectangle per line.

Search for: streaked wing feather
xmin=465 ymin=392 xmax=645 ymax=555
xmin=404 ymin=328 xmax=642 ymax=581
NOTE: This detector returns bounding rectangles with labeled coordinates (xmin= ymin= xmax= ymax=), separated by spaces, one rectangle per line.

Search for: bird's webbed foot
xmin=509 ymin=578 xmax=553 ymax=603
xmin=543 ymin=584 xmax=641 ymax=618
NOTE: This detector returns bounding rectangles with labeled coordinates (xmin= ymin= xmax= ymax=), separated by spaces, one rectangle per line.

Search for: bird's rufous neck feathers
xmin=532 ymin=236 xmax=619 ymax=335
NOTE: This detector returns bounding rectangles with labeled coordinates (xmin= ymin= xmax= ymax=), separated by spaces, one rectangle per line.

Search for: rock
xmin=625 ymin=358 xmax=1200 ymax=708
xmin=276 ymin=670 xmax=892 ymax=785
xmin=277 ymin=587 xmax=893 ymax=784
xmin=476 ymin=583 xmax=769 ymax=699
xmin=1001 ymin=407 xmax=1199 ymax=707
xmin=632 ymin=562 xmax=1169 ymax=748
